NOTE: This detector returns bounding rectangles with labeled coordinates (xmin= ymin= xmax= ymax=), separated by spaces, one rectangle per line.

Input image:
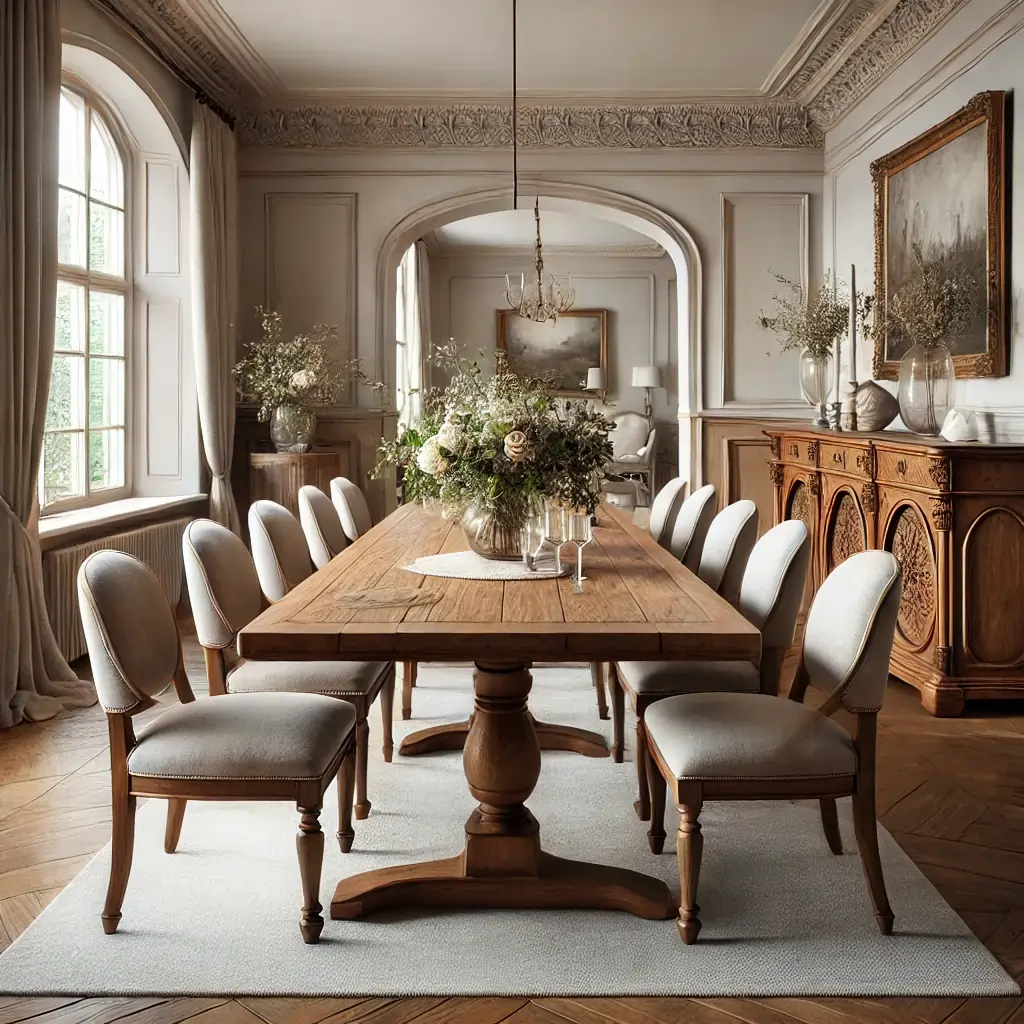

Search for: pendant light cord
xmin=512 ymin=0 xmax=518 ymax=210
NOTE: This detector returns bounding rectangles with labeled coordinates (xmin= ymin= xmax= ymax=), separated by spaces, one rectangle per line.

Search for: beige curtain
xmin=0 ymin=0 xmax=96 ymax=727
xmin=190 ymin=101 xmax=241 ymax=534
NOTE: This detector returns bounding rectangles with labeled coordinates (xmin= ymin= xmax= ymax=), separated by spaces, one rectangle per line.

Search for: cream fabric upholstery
xmin=77 ymin=552 xmax=179 ymax=713
xmin=738 ymin=520 xmax=810 ymax=650
xmin=248 ymin=500 xmax=312 ymax=603
xmin=610 ymin=413 xmax=652 ymax=458
xmin=128 ymin=692 xmax=355 ymax=781
xmin=646 ymin=692 xmax=856 ymax=781
xmin=298 ymin=485 xmax=347 ymax=569
xmin=617 ymin=660 xmax=759 ymax=695
xmin=183 ymin=519 xmax=262 ymax=650
xmin=228 ymin=659 xmax=393 ymax=697
xmin=667 ymin=484 xmax=716 ymax=570
xmin=804 ymin=550 xmax=902 ymax=713
xmin=697 ymin=500 xmax=758 ymax=607
xmin=330 ymin=478 xmax=372 ymax=542
xmin=648 ymin=477 xmax=687 ymax=548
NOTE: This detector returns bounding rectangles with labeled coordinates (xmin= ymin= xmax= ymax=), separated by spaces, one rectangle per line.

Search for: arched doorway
xmin=375 ymin=180 xmax=703 ymax=485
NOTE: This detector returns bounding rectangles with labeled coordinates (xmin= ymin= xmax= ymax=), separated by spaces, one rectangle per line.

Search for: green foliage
xmin=374 ymin=339 xmax=613 ymax=527
xmin=758 ymin=270 xmax=851 ymax=358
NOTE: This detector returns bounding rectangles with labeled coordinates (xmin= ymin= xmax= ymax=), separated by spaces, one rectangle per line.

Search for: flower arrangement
xmin=374 ymin=340 xmax=613 ymax=536
xmin=757 ymin=270 xmax=850 ymax=358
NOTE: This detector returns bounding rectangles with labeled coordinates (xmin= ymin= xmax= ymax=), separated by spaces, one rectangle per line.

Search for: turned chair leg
xmin=354 ymin=715 xmax=371 ymax=820
xmin=819 ymin=797 xmax=843 ymax=855
xmin=102 ymin=792 xmax=136 ymax=934
xmin=164 ymin=798 xmax=186 ymax=854
xmin=402 ymin=661 xmax=417 ymax=721
xmin=852 ymin=783 xmax=894 ymax=935
xmin=646 ymin=750 xmax=667 ymax=854
xmin=380 ymin=672 xmax=395 ymax=763
xmin=634 ymin=717 xmax=651 ymax=821
xmin=676 ymin=786 xmax=704 ymax=945
xmin=610 ymin=664 xmax=625 ymax=763
xmin=336 ymin=752 xmax=355 ymax=853
xmin=591 ymin=662 xmax=609 ymax=720
xmin=296 ymin=805 xmax=325 ymax=944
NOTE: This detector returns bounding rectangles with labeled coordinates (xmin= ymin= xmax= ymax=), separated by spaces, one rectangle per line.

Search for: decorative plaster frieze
xmin=426 ymin=243 xmax=667 ymax=259
xmin=809 ymin=0 xmax=966 ymax=127
xmin=237 ymin=102 xmax=823 ymax=149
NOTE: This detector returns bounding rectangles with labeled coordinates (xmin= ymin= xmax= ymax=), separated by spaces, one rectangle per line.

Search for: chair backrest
xmin=667 ymin=483 xmax=716 ymax=570
xmin=648 ymin=476 xmax=687 ymax=548
xmin=298 ymin=485 xmax=348 ymax=569
xmin=738 ymin=519 xmax=811 ymax=649
xmin=77 ymin=550 xmax=179 ymax=714
xmin=697 ymin=499 xmax=759 ymax=607
xmin=610 ymin=412 xmax=651 ymax=459
xmin=803 ymin=550 xmax=902 ymax=714
xmin=330 ymin=477 xmax=372 ymax=542
xmin=182 ymin=518 xmax=263 ymax=649
xmin=248 ymin=500 xmax=312 ymax=603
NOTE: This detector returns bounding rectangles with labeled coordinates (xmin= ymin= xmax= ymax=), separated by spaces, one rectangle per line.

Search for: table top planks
xmin=238 ymin=503 xmax=761 ymax=663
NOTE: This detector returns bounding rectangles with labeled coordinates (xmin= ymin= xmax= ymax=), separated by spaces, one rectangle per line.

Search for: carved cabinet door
xmin=781 ymin=467 xmax=819 ymax=611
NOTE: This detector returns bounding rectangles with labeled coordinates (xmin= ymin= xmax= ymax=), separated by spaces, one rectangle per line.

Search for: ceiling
xmin=427 ymin=209 xmax=657 ymax=251
xmin=212 ymin=0 xmax=823 ymax=98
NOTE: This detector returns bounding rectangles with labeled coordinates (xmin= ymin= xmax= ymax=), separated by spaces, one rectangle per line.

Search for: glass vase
xmin=270 ymin=404 xmax=316 ymax=453
xmin=461 ymin=501 xmax=531 ymax=561
xmin=897 ymin=343 xmax=956 ymax=436
xmin=799 ymin=350 xmax=833 ymax=427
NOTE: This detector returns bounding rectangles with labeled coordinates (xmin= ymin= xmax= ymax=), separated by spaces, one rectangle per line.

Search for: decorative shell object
xmin=940 ymin=408 xmax=978 ymax=442
xmin=854 ymin=381 xmax=899 ymax=431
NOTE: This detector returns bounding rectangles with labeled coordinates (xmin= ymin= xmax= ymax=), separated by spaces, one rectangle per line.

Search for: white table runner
xmin=402 ymin=550 xmax=569 ymax=580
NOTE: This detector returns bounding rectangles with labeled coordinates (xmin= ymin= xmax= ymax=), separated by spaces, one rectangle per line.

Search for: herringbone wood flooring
xmin=2 ymin=639 xmax=1024 ymax=1024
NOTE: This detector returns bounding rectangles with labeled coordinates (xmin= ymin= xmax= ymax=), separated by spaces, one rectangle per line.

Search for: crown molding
xmin=425 ymin=242 xmax=668 ymax=259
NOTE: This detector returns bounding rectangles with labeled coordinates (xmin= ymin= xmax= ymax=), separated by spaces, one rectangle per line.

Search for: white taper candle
xmin=849 ymin=263 xmax=857 ymax=381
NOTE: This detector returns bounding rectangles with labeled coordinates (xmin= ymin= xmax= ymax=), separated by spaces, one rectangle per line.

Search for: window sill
xmin=39 ymin=494 xmax=207 ymax=551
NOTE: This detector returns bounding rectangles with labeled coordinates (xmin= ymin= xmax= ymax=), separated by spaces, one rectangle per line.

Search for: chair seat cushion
xmin=128 ymin=692 xmax=356 ymax=781
xmin=618 ymin=660 xmax=759 ymax=695
xmin=227 ymin=658 xmax=393 ymax=697
xmin=645 ymin=692 xmax=856 ymax=781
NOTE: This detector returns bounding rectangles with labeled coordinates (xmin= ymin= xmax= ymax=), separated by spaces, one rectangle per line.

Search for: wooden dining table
xmin=238 ymin=502 xmax=761 ymax=923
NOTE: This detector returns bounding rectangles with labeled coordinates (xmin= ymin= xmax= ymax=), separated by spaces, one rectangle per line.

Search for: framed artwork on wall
xmin=495 ymin=309 xmax=608 ymax=399
xmin=871 ymin=90 xmax=1008 ymax=380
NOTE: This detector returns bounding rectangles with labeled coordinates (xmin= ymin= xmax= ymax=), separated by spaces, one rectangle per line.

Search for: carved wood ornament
xmin=888 ymin=505 xmax=937 ymax=650
xmin=828 ymin=492 xmax=865 ymax=570
xmin=768 ymin=462 xmax=785 ymax=487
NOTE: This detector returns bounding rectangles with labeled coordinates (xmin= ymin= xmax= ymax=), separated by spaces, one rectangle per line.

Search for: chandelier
xmin=504 ymin=0 xmax=575 ymax=323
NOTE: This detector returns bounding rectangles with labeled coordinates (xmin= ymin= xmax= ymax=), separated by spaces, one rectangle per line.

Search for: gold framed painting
xmin=871 ymin=90 xmax=1008 ymax=380
xmin=495 ymin=309 xmax=608 ymax=398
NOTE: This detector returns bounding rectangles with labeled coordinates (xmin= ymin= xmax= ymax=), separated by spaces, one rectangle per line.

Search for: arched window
xmin=41 ymin=86 xmax=129 ymax=509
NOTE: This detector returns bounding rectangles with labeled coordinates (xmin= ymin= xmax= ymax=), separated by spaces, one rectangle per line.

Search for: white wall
xmin=824 ymin=0 xmax=1024 ymax=440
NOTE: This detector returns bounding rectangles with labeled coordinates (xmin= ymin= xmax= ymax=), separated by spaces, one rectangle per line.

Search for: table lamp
xmin=585 ymin=367 xmax=605 ymax=393
xmin=631 ymin=365 xmax=661 ymax=422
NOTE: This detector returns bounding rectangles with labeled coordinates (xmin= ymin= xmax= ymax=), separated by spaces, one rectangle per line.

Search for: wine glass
xmin=567 ymin=511 xmax=593 ymax=591
xmin=543 ymin=504 xmax=568 ymax=575
xmin=519 ymin=513 xmax=546 ymax=571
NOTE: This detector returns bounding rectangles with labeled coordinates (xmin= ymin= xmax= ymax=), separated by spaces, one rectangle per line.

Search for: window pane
xmin=89 ymin=357 xmax=125 ymax=428
xmin=89 ymin=291 xmax=125 ymax=355
xmin=89 ymin=113 xmax=124 ymax=209
xmin=40 ymin=431 xmax=85 ymax=506
xmin=89 ymin=202 xmax=125 ymax=277
xmin=59 ymin=90 xmax=86 ymax=193
xmin=55 ymin=280 xmax=86 ymax=351
xmin=58 ymin=188 xmax=87 ymax=267
xmin=46 ymin=354 xmax=85 ymax=430
xmin=89 ymin=429 xmax=125 ymax=490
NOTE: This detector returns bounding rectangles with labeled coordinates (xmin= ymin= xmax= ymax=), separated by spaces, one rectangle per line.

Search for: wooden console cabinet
xmin=249 ymin=452 xmax=348 ymax=519
xmin=766 ymin=426 xmax=1024 ymax=716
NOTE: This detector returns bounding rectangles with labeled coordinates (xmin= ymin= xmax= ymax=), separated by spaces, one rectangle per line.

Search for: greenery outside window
xmin=41 ymin=86 xmax=129 ymax=511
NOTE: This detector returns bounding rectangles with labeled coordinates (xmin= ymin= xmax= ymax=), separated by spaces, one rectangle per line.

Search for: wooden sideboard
xmin=766 ymin=426 xmax=1024 ymax=716
xmin=249 ymin=452 xmax=349 ymax=520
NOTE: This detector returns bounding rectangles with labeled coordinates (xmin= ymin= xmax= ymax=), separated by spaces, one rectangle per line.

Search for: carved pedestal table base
xmin=398 ymin=714 xmax=609 ymax=758
xmin=331 ymin=663 xmax=674 ymax=921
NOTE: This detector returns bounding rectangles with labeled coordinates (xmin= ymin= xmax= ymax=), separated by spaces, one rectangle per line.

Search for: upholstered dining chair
xmin=644 ymin=549 xmax=902 ymax=944
xmin=666 ymin=483 xmax=717 ymax=570
xmin=298 ymin=485 xmax=348 ymax=569
xmin=611 ymin=519 xmax=811 ymax=821
xmin=647 ymin=476 xmax=688 ymax=549
xmin=249 ymin=499 xmax=313 ymax=602
xmin=695 ymin=499 xmax=759 ymax=608
xmin=78 ymin=550 xmax=355 ymax=943
xmin=185 ymin=517 xmax=396 ymax=827
xmin=332 ymin=476 xmax=419 ymax=722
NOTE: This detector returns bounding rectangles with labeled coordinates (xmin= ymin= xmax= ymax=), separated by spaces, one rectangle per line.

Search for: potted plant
xmin=374 ymin=341 xmax=613 ymax=559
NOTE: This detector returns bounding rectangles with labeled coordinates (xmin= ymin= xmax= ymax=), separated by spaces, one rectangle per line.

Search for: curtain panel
xmin=0 ymin=0 xmax=96 ymax=726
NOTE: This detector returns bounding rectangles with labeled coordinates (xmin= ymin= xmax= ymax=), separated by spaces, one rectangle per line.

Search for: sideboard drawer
xmin=876 ymin=449 xmax=938 ymax=489
xmin=818 ymin=441 xmax=873 ymax=478
xmin=780 ymin=437 xmax=818 ymax=467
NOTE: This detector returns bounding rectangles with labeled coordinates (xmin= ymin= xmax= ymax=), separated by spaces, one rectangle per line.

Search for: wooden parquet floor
xmin=2 ymin=640 xmax=1024 ymax=1024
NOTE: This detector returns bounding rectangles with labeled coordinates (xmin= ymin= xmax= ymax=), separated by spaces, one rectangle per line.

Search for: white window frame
xmin=42 ymin=79 xmax=133 ymax=514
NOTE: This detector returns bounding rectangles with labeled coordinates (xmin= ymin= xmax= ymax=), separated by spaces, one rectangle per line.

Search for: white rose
xmin=503 ymin=430 xmax=531 ymax=463
xmin=290 ymin=369 xmax=313 ymax=392
xmin=416 ymin=435 xmax=449 ymax=477
xmin=435 ymin=418 xmax=463 ymax=452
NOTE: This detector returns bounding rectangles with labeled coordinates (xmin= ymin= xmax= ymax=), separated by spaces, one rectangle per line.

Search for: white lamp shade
xmin=632 ymin=365 xmax=661 ymax=389
xmin=585 ymin=367 xmax=605 ymax=391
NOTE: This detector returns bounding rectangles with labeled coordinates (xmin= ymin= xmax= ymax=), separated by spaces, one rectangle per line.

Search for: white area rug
xmin=0 ymin=667 xmax=1016 ymax=998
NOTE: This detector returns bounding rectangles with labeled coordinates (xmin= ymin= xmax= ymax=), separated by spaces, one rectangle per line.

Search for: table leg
xmin=331 ymin=662 xmax=674 ymax=922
